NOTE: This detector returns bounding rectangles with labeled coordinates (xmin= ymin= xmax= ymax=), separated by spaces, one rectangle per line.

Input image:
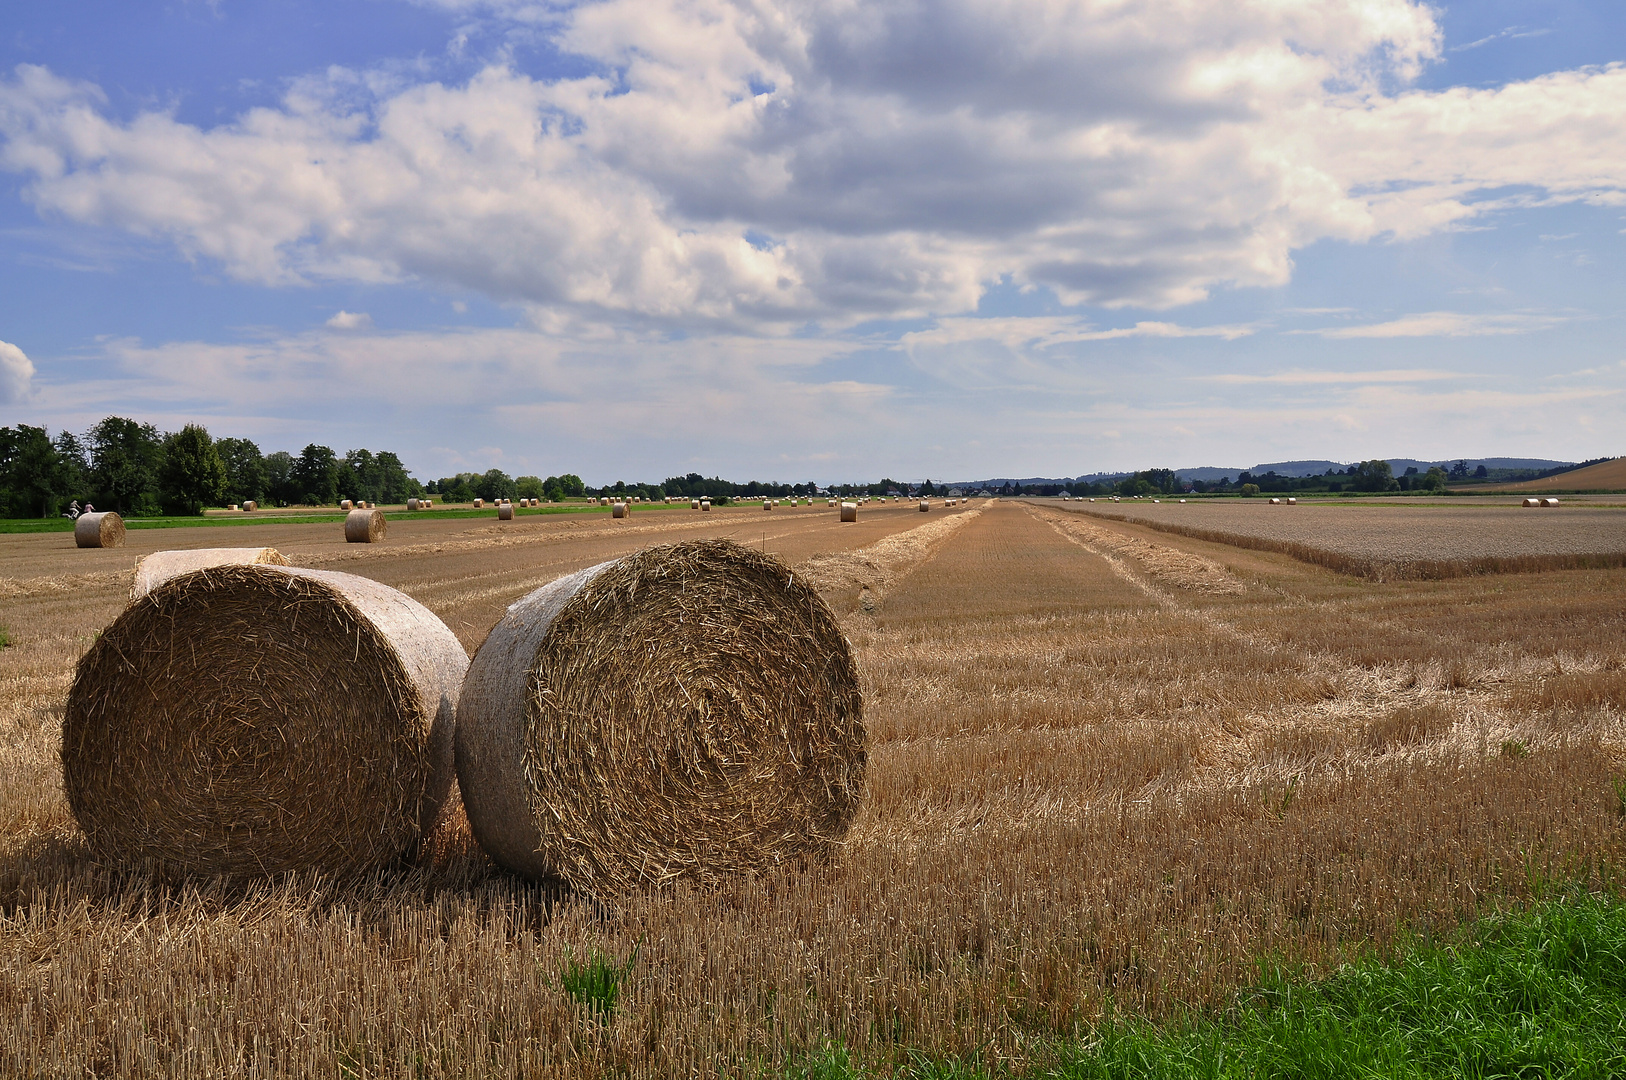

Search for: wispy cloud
xmin=1292 ymin=312 xmax=1565 ymax=339
xmin=1450 ymin=26 xmax=1553 ymax=53
xmin=902 ymin=317 xmax=1257 ymax=351
xmin=1199 ymin=369 xmax=1463 ymax=386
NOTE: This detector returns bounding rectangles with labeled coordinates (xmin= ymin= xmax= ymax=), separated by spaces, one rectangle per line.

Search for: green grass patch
xmin=558 ymin=943 xmax=639 ymax=1018
xmin=795 ymin=892 xmax=1626 ymax=1079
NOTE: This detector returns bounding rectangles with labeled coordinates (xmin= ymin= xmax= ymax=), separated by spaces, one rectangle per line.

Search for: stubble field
xmin=1071 ymin=497 xmax=1626 ymax=580
xmin=2 ymin=498 xmax=1624 ymax=1077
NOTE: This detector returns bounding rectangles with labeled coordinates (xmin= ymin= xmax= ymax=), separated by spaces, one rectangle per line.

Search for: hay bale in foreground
xmin=63 ymin=564 xmax=467 ymax=878
xmin=498 ymin=503 xmax=514 ymax=521
xmin=74 ymin=512 xmax=125 ymax=548
xmin=132 ymin=547 xmax=290 ymax=600
xmin=345 ymin=508 xmax=386 ymax=543
xmin=455 ymin=539 xmax=865 ymax=897
xmin=840 ymin=501 xmax=858 ymax=522
xmin=612 ymin=501 xmax=628 ymax=518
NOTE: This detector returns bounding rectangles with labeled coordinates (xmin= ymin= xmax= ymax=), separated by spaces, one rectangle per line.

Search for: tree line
xmin=0 ymin=418 xmax=425 ymax=517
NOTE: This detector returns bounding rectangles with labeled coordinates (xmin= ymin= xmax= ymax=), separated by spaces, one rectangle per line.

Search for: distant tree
xmin=1420 ymin=466 xmax=1447 ymax=492
xmin=87 ymin=416 xmax=164 ymax=514
xmin=1240 ymin=483 xmax=1260 ymax=497
xmin=921 ymin=479 xmax=936 ymax=495
xmin=1352 ymin=459 xmax=1398 ymax=493
xmin=516 ymin=476 xmax=544 ymax=500
xmin=53 ymin=429 xmax=89 ymax=500
xmin=1474 ymin=464 xmax=1488 ymax=479
xmin=159 ymin=424 xmax=229 ymax=515
xmin=0 ymin=425 xmax=68 ymax=517
xmin=215 ymin=437 xmax=266 ymax=504
xmin=340 ymin=448 xmax=380 ymax=504
xmin=474 ymin=468 xmax=517 ymax=502
xmin=1449 ymin=460 xmax=1470 ymax=480
xmin=292 ymin=444 xmax=339 ymax=505
xmin=264 ymin=451 xmax=296 ymax=506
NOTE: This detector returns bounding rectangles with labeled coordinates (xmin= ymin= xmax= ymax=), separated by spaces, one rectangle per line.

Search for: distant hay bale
xmin=498 ymin=503 xmax=514 ymax=521
xmin=1286 ymin=497 xmax=1297 ymax=505
xmin=764 ymin=500 xmax=773 ymax=510
xmin=454 ymin=539 xmax=865 ymax=897
xmin=1523 ymin=498 xmax=1541 ymax=507
xmin=474 ymin=498 xmax=485 ymax=508
xmin=840 ymin=501 xmax=858 ymax=522
xmin=74 ymin=512 xmax=125 ymax=549
xmin=1269 ymin=498 xmax=1281 ymax=505
xmin=63 ymin=564 xmax=467 ymax=878
xmin=242 ymin=501 xmax=257 ymax=512
xmin=132 ymin=547 xmax=290 ymax=600
xmin=701 ymin=500 xmax=711 ymax=511
xmin=692 ymin=498 xmax=701 ymax=509
xmin=228 ymin=504 xmax=238 ymax=511
xmin=612 ymin=501 xmax=628 ymax=518
xmin=1543 ymin=498 xmax=1561 ymax=508
xmin=919 ymin=500 xmax=929 ymax=512
xmin=407 ymin=498 xmax=420 ymax=511
xmin=341 ymin=499 xmax=354 ymax=511
xmin=345 ymin=508 xmax=386 ymax=543
xmin=422 ymin=499 xmax=432 ymax=508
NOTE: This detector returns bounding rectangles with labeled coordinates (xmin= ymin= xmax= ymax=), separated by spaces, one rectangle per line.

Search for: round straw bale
xmin=1286 ymin=497 xmax=1297 ymax=505
xmin=345 ymin=507 xmax=386 ymax=543
xmin=840 ymin=501 xmax=858 ymax=522
xmin=229 ymin=503 xmax=238 ymax=511
xmin=691 ymin=498 xmax=701 ymax=509
xmin=498 ymin=503 xmax=514 ymax=521
xmin=1522 ymin=497 xmax=1540 ymax=507
xmin=474 ymin=498 xmax=485 ymax=508
xmin=408 ymin=498 xmax=420 ymax=511
xmin=763 ymin=500 xmax=773 ymax=510
xmin=243 ymin=500 xmax=257 ymax=512
xmin=455 ymin=539 xmax=865 ymax=896
xmin=918 ymin=500 xmax=929 ymax=512
xmin=1269 ymin=497 xmax=1281 ymax=505
xmin=1543 ymin=497 xmax=1561 ymax=507
xmin=132 ymin=547 xmax=290 ymax=600
xmin=612 ymin=501 xmax=628 ymax=519
xmin=74 ymin=511 xmax=125 ymax=548
xmin=701 ymin=500 xmax=711 ymax=511
xmin=63 ymin=564 xmax=467 ymax=878
xmin=341 ymin=499 xmax=354 ymax=510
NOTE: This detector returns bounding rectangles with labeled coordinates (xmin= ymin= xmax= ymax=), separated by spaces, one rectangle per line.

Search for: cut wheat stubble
xmin=454 ymin=539 xmax=867 ymax=899
xmin=61 ymin=564 xmax=468 ymax=878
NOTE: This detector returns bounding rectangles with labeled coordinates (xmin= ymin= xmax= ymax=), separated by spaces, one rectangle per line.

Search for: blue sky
xmin=2 ymin=0 xmax=1623 ymax=484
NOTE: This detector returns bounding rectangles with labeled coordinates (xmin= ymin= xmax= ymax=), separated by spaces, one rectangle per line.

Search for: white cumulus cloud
xmin=0 ymin=339 xmax=35 ymax=402
xmin=326 ymin=310 xmax=374 ymax=330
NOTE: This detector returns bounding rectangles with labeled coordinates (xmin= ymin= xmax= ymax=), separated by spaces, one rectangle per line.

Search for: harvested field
xmin=2 ymin=499 xmax=1625 ymax=1076
xmin=1065 ymin=497 xmax=1626 ymax=579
